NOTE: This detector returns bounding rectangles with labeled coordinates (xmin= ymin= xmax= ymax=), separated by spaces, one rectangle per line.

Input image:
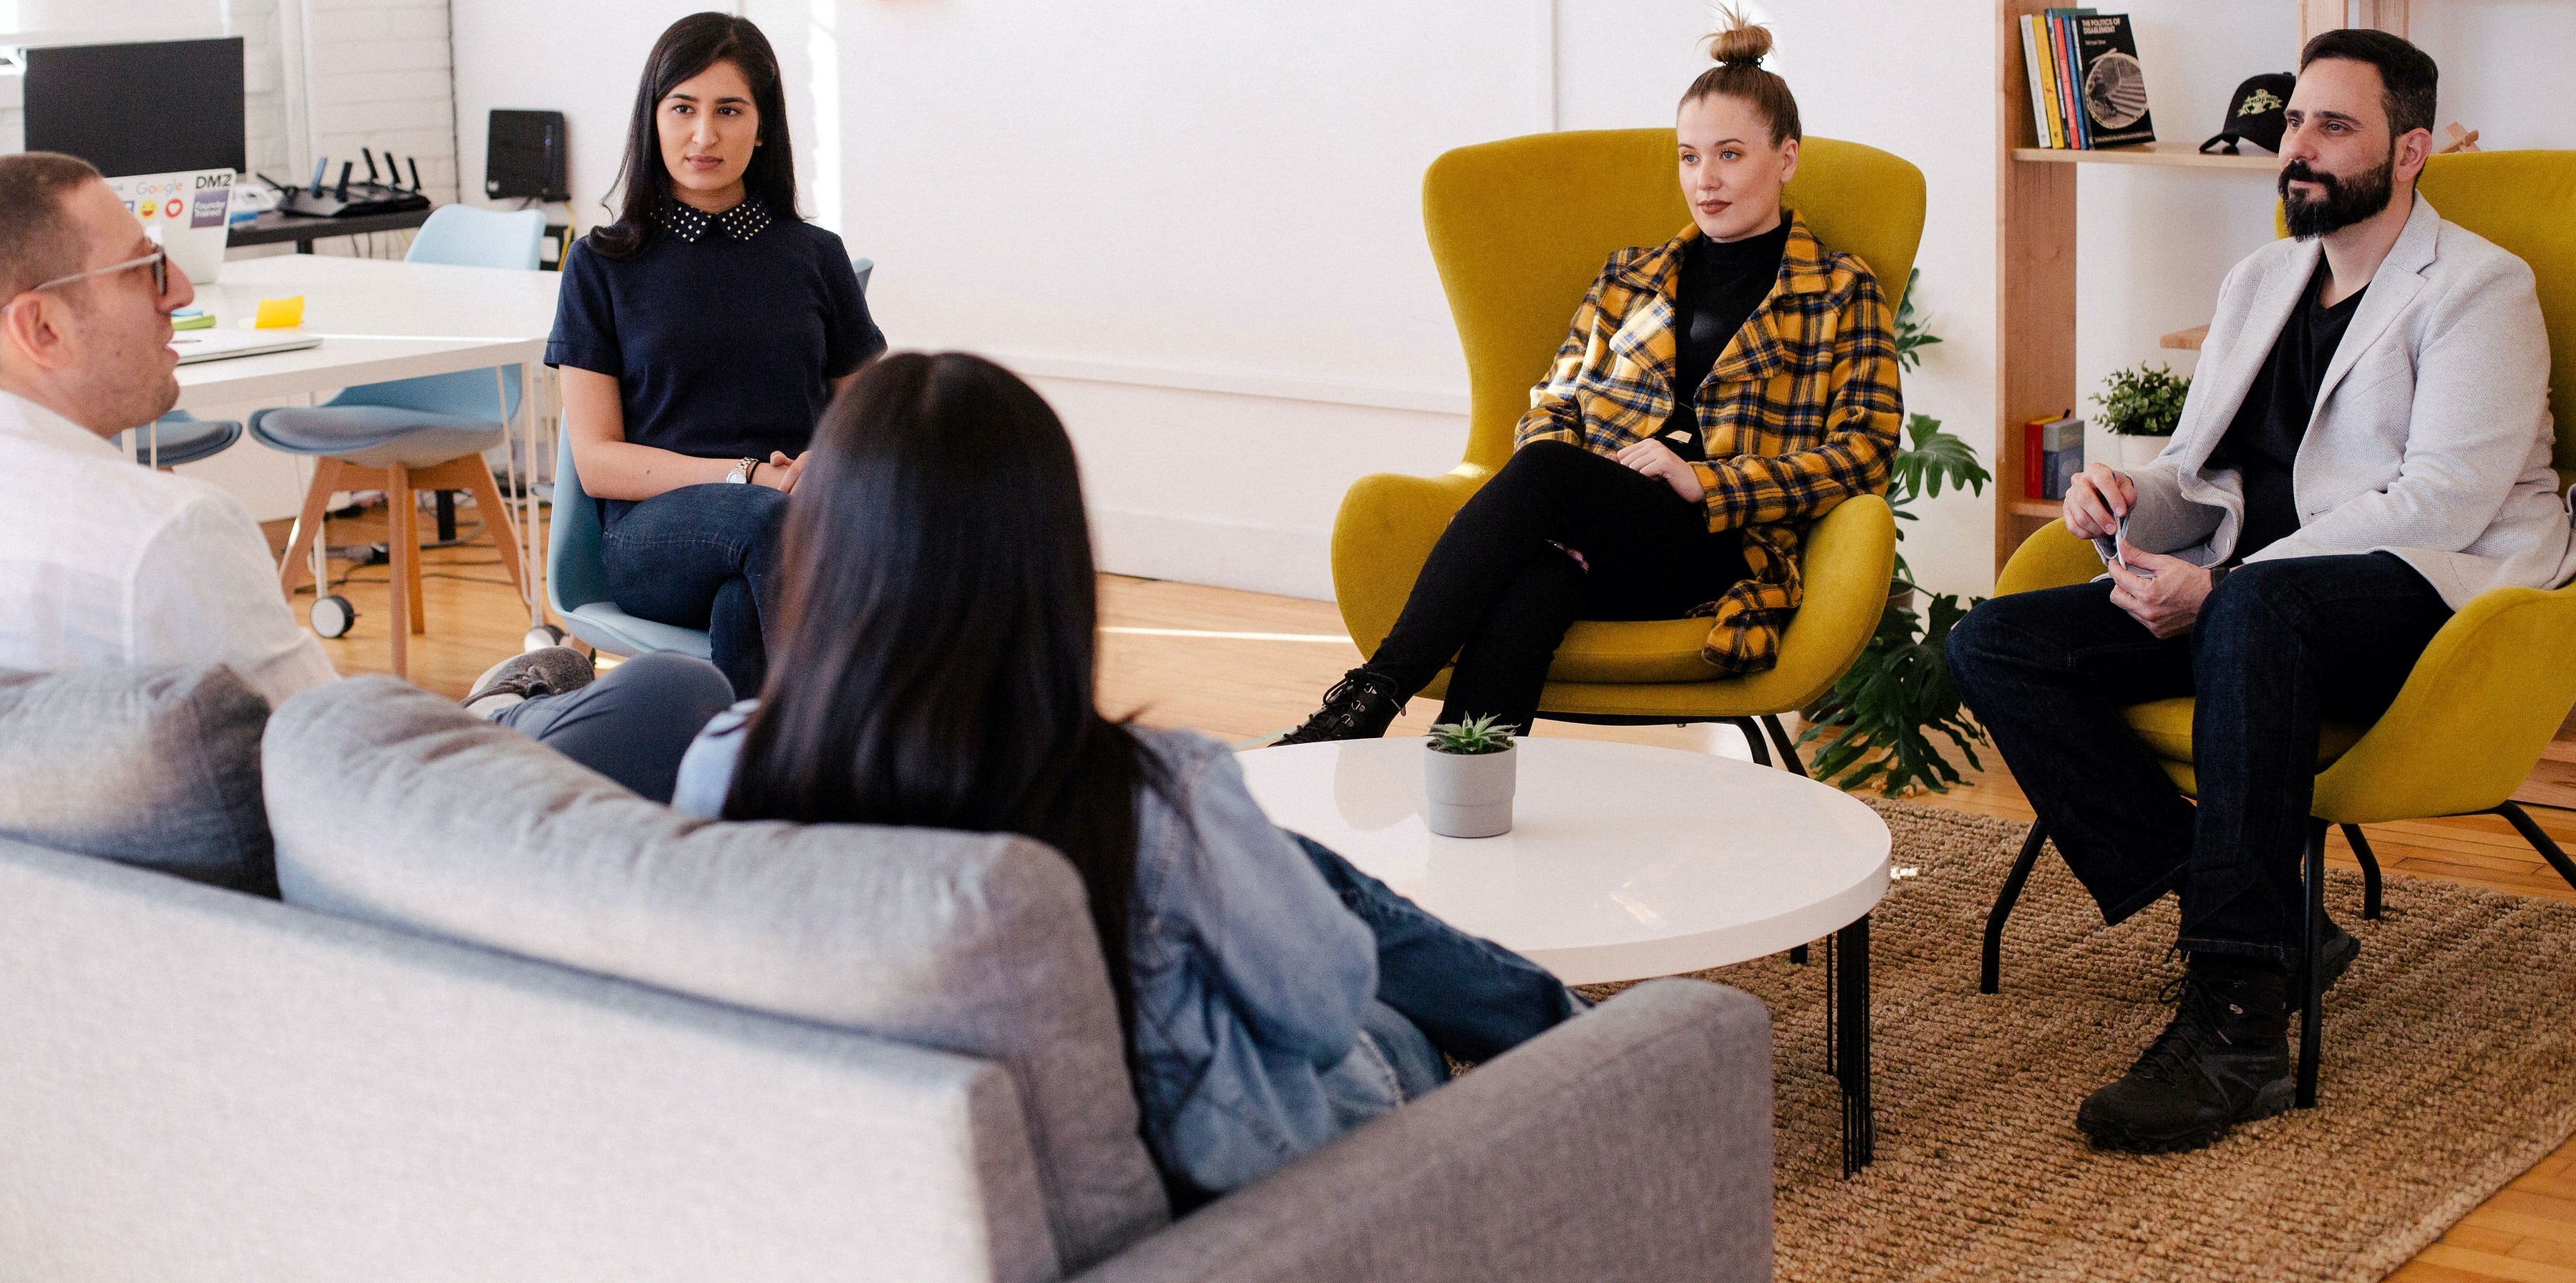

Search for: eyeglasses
xmin=25 ymin=248 xmax=170 ymax=299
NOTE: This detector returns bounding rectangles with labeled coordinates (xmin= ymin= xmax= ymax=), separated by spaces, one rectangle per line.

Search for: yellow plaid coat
xmin=1515 ymin=210 xmax=1902 ymax=674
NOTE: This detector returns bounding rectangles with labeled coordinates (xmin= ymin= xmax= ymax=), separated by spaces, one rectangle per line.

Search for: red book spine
xmin=2026 ymin=420 xmax=2046 ymax=500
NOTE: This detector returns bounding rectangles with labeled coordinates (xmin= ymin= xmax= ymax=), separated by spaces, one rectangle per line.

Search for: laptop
xmin=170 ymin=329 xmax=322 ymax=364
xmin=109 ymin=168 xmax=235 ymax=286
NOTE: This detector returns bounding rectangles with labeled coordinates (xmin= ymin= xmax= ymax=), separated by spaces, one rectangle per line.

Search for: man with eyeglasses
xmin=0 ymin=152 xmax=734 ymax=803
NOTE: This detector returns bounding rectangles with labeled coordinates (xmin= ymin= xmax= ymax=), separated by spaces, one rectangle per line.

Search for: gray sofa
xmin=0 ymin=670 xmax=1777 ymax=1282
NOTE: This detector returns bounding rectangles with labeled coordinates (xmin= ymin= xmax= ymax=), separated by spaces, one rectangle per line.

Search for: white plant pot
xmin=1424 ymin=740 xmax=1516 ymax=838
xmin=2116 ymin=433 xmax=2173 ymax=469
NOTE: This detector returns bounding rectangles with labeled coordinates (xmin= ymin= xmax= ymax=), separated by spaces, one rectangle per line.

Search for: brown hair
xmin=1681 ymin=9 xmax=1802 ymax=145
xmin=0 ymin=152 xmax=99 ymax=299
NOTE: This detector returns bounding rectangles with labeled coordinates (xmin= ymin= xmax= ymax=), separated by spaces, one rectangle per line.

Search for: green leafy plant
xmin=1797 ymin=276 xmax=1993 ymax=796
xmin=1426 ymin=714 xmax=1515 ymax=755
xmin=1892 ymin=267 xmax=1942 ymax=373
xmin=2094 ymin=362 xmax=2192 ymax=437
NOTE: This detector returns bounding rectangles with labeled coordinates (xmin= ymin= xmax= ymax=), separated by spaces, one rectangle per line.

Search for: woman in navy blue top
xmin=546 ymin=13 xmax=884 ymax=697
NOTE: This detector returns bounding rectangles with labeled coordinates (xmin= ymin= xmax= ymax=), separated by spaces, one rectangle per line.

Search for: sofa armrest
xmin=1074 ymin=979 xmax=1773 ymax=1283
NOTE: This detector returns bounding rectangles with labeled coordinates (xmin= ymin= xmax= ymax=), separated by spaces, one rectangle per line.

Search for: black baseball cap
xmin=2201 ymin=72 xmax=2296 ymax=155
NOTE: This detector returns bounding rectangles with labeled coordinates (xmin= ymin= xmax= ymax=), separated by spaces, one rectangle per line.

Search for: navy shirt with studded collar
xmin=546 ymin=195 xmax=885 ymax=526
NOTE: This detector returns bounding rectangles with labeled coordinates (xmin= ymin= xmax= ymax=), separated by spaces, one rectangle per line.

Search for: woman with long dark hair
xmin=670 ymin=353 xmax=1581 ymax=1203
xmin=546 ymin=12 xmax=885 ymax=697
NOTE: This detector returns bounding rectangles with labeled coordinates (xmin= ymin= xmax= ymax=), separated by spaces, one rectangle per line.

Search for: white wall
xmin=442 ymin=1 xmax=2576 ymax=602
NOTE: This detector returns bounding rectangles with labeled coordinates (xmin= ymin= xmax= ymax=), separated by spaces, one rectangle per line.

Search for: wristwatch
xmin=724 ymin=456 xmax=760 ymax=485
xmin=2208 ymin=563 xmax=2232 ymax=589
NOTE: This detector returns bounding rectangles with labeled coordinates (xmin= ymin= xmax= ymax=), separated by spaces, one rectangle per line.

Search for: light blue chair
xmin=132 ymin=411 xmax=241 ymax=468
xmin=544 ymin=430 xmax=714 ymax=661
xmin=250 ymin=205 xmax=548 ymax=677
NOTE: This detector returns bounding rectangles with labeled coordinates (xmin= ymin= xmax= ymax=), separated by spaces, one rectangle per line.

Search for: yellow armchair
xmin=1980 ymin=151 xmax=2576 ymax=1110
xmin=1331 ymin=130 xmax=1926 ymax=767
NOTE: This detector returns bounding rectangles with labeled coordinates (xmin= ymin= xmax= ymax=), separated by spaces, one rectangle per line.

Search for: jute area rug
xmin=1584 ymin=800 xmax=2576 ymax=1282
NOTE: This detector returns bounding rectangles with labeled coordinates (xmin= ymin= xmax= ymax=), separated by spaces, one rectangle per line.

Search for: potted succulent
xmin=1423 ymin=714 xmax=1516 ymax=838
xmin=2094 ymin=362 xmax=2192 ymax=468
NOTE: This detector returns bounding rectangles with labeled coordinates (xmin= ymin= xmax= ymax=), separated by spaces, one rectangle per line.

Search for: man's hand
xmin=1615 ymin=437 xmax=1706 ymax=504
xmin=757 ymin=450 xmax=807 ymax=494
xmin=2064 ymin=463 xmax=2135 ymax=540
xmin=2105 ymin=543 xmax=2214 ymax=639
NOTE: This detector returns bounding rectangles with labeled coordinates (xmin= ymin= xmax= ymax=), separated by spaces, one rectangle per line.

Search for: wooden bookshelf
xmin=1991 ymin=0 xmax=2404 ymax=572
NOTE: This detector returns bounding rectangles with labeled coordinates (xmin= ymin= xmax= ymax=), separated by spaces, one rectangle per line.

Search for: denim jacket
xmin=672 ymin=707 xmax=1384 ymax=1194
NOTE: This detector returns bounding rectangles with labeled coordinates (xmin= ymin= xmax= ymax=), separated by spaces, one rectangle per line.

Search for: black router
xmin=278 ymin=148 xmax=432 ymax=218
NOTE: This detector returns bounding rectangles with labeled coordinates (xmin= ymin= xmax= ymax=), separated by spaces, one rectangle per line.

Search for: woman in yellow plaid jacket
xmin=1280 ymin=16 xmax=1902 ymax=745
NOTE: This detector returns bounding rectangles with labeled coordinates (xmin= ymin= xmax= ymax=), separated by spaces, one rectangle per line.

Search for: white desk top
xmin=174 ymin=256 xmax=561 ymax=410
xmin=1236 ymin=737 xmax=1890 ymax=985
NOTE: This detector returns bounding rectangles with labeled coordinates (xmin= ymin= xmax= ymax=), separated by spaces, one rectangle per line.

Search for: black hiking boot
xmin=1275 ymin=668 xmax=1406 ymax=745
xmin=2076 ymin=954 xmax=2297 ymax=1154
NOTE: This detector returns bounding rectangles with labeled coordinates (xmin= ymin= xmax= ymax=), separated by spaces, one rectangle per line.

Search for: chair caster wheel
xmin=311 ymin=595 xmax=356 ymax=639
xmin=523 ymin=625 xmax=567 ymax=652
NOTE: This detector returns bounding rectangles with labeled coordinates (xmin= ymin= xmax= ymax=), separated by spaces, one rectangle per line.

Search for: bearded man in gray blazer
xmin=1950 ymin=29 xmax=2575 ymax=1154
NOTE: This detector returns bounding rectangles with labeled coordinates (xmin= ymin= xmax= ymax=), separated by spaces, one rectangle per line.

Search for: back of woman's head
xmin=592 ymin=12 xmax=799 ymax=258
xmin=1681 ymin=8 xmax=1802 ymax=145
xmin=728 ymin=351 xmax=1105 ymax=830
xmin=726 ymin=353 xmax=1147 ymax=1028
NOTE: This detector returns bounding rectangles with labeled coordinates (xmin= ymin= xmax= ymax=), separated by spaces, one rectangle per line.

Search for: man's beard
xmin=2280 ymin=152 xmax=2396 ymax=240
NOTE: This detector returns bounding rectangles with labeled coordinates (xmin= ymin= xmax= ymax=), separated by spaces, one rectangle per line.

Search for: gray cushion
xmin=0 ymin=665 xmax=275 ymax=894
xmin=262 ymin=677 xmax=1169 ymax=1272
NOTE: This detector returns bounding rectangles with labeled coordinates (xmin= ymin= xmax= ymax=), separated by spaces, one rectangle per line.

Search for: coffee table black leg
xmin=1826 ymin=914 xmax=1875 ymax=1176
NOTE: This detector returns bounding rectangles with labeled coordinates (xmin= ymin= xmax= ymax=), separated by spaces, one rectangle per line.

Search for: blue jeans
xmin=494 ymin=652 xmax=735 ymax=803
xmin=1945 ymin=553 xmax=2451 ymax=963
xmin=599 ymin=484 xmax=789 ymax=698
xmin=1293 ymin=834 xmax=1580 ymax=1073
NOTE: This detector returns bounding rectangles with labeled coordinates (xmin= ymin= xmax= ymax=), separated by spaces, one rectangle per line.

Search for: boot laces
xmin=1302 ymin=671 xmax=1389 ymax=733
xmin=2134 ymin=974 xmax=2243 ymax=1085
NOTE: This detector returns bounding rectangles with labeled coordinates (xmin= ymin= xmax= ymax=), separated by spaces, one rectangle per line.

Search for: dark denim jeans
xmin=494 ymin=651 xmax=735 ymax=803
xmin=1945 ymin=552 xmax=2451 ymax=963
xmin=599 ymin=483 xmax=790 ymax=698
xmin=1292 ymin=833 xmax=1580 ymax=1063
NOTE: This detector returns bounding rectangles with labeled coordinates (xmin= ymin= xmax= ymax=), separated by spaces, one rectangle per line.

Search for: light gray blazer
xmin=2126 ymin=193 xmax=2576 ymax=608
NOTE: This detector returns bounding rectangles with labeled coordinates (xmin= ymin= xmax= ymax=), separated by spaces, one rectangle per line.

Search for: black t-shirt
xmin=1656 ymin=219 xmax=1792 ymax=461
xmin=545 ymin=198 xmax=886 ymax=526
xmin=2207 ymin=261 xmax=2366 ymax=561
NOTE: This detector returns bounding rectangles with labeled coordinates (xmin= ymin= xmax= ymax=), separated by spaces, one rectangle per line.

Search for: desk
xmin=228 ymin=206 xmax=435 ymax=254
xmin=175 ymin=254 xmax=560 ymax=639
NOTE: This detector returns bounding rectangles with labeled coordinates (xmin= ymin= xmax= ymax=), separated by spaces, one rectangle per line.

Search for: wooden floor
xmin=268 ymin=495 xmax=2576 ymax=1282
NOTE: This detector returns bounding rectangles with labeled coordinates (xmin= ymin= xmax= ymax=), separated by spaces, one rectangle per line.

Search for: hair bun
xmin=1706 ymin=14 xmax=1774 ymax=68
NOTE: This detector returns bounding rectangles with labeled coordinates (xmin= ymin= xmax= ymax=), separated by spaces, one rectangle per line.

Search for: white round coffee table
xmin=1237 ymin=735 xmax=1892 ymax=1170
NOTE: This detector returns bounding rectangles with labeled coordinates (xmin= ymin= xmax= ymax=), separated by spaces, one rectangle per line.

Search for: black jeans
xmin=1366 ymin=440 xmax=1749 ymax=732
xmin=493 ymin=651 xmax=736 ymax=803
xmin=600 ymin=483 xmax=789 ymax=698
xmin=1945 ymin=552 xmax=2452 ymax=963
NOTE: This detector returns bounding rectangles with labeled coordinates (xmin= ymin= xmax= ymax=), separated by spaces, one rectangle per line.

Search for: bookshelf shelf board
xmin=2006 ymin=500 xmax=2062 ymax=521
xmin=2161 ymin=324 xmax=2210 ymax=350
xmin=2012 ymin=141 xmax=2278 ymax=170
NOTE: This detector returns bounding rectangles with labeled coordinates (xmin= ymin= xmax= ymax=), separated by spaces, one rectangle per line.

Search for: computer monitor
xmin=22 ymin=37 xmax=246 ymax=180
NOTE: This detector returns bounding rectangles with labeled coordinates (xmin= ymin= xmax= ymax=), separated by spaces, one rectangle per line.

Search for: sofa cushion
xmin=261 ymin=677 xmax=1167 ymax=1271
xmin=0 ymin=665 xmax=275 ymax=894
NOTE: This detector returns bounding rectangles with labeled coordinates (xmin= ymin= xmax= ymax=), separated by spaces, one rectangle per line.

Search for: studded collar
xmin=657 ymin=195 xmax=774 ymax=243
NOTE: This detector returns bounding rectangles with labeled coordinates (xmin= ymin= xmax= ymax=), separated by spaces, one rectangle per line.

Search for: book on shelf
xmin=2022 ymin=411 xmax=2082 ymax=500
xmin=2072 ymin=14 xmax=2156 ymax=147
xmin=2019 ymin=16 xmax=2062 ymax=147
xmin=2053 ymin=11 xmax=2090 ymax=148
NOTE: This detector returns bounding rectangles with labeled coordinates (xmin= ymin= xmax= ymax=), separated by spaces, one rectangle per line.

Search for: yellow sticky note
xmin=253 ymin=296 xmax=306 ymax=329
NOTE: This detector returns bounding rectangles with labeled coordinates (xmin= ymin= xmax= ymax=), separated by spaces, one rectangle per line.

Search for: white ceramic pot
xmin=1424 ymin=740 xmax=1516 ymax=838
xmin=2117 ymin=432 xmax=2172 ymax=469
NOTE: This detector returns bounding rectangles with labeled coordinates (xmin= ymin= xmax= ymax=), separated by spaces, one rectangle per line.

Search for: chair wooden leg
xmin=2296 ymin=817 xmax=2327 ymax=1110
xmin=2496 ymin=801 xmax=2576 ymax=893
xmin=276 ymin=458 xmax=343 ymax=595
xmin=386 ymin=463 xmax=414 ymax=677
xmin=460 ymin=462 xmax=528 ymax=597
xmin=399 ymin=491 xmax=427 ymax=637
xmin=2338 ymin=823 xmax=2383 ymax=920
xmin=1980 ymin=821 xmax=2048 ymax=994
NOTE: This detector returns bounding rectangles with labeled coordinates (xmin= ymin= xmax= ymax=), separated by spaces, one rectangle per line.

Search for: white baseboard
xmin=1091 ymin=506 xmax=1336 ymax=601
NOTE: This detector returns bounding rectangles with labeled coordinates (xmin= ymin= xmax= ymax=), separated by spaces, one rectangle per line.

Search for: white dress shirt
xmin=0 ymin=388 xmax=337 ymax=707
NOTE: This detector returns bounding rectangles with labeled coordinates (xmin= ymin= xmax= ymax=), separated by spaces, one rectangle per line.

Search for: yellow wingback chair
xmin=1979 ymin=150 xmax=2576 ymax=1110
xmin=1330 ymin=130 xmax=1925 ymax=769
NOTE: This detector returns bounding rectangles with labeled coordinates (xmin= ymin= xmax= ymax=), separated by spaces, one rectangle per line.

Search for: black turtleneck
xmin=1656 ymin=218 xmax=1792 ymax=460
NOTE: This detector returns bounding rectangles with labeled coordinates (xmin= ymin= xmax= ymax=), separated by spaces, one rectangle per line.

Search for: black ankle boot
xmin=1275 ymin=668 xmax=1406 ymax=745
xmin=2076 ymin=954 xmax=2296 ymax=1154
